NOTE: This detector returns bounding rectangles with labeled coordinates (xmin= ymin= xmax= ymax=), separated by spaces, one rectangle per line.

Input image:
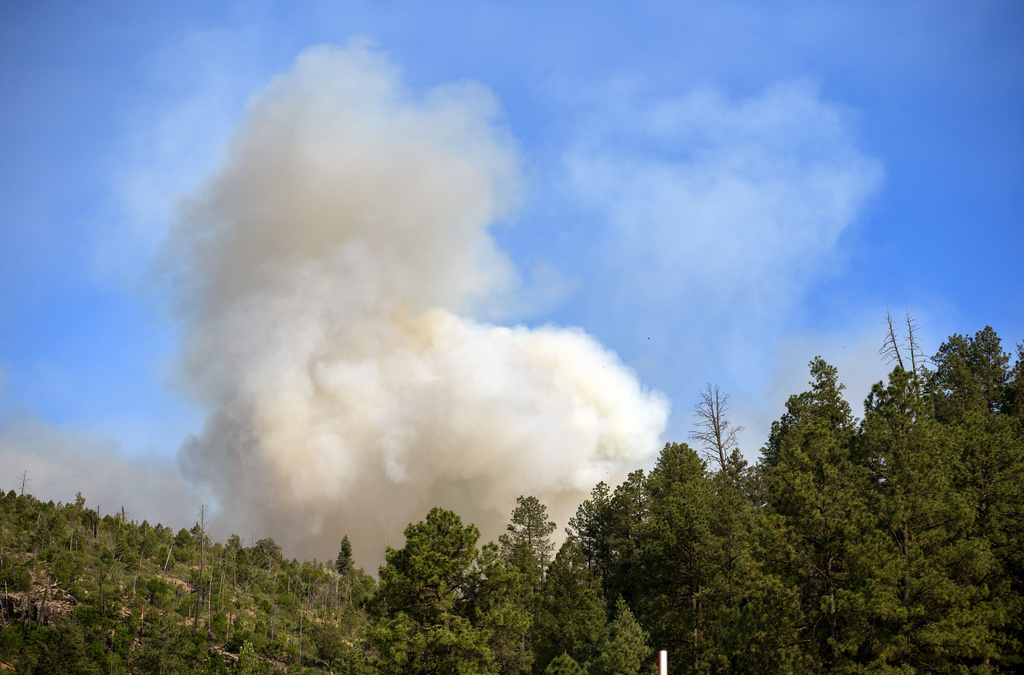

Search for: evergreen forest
xmin=2 ymin=324 xmax=1023 ymax=674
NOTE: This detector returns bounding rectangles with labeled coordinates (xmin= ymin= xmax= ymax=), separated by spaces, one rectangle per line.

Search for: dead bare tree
xmin=879 ymin=308 xmax=926 ymax=374
xmin=194 ymin=504 xmax=208 ymax=630
xmin=880 ymin=308 xmax=904 ymax=370
xmin=690 ymin=384 xmax=743 ymax=474
xmin=904 ymin=309 xmax=925 ymax=373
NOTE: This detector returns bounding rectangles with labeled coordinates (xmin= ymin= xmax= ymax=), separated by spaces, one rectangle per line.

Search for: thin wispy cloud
xmin=558 ymin=80 xmax=882 ymax=437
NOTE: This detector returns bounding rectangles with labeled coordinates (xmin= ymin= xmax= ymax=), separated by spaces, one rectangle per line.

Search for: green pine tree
xmin=592 ymin=596 xmax=650 ymax=675
xmin=476 ymin=540 xmax=534 ymax=675
xmin=762 ymin=357 xmax=881 ymax=669
xmin=860 ymin=366 xmax=993 ymax=670
xmin=500 ymin=495 xmax=557 ymax=571
xmin=366 ymin=508 xmax=500 ymax=675
xmin=532 ymin=539 xmax=605 ymax=673
xmin=926 ymin=327 xmax=1024 ymax=668
xmin=335 ymin=535 xmax=354 ymax=575
xmin=236 ymin=640 xmax=259 ymax=675
xmin=566 ymin=482 xmax=613 ymax=577
xmin=603 ymin=471 xmax=648 ymax=610
xmin=637 ymin=442 xmax=718 ymax=671
xmin=544 ymin=652 xmax=586 ymax=675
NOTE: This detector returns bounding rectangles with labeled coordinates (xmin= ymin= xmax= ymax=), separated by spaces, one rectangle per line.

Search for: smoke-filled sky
xmin=2 ymin=1 xmax=1022 ymax=567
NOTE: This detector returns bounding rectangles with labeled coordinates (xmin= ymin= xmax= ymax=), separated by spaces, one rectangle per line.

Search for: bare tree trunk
xmin=219 ymin=557 xmax=225 ymax=613
xmin=194 ymin=504 xmax=208 ymax=631
xmin=904 ymin=310 xmax=924 ymax=372
xmin=208 ymin=573 xmax=213 ymax=635
xmin=692 ymin=592 xmax=698 ymax=671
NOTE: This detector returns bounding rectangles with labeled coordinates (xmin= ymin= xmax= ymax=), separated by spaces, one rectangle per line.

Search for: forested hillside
xmin=2 ymin=325 xmax=1022 ymax=674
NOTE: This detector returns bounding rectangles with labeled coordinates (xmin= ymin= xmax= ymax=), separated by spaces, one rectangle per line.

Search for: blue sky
xmin=1 ymin=1 xmax=1022 ymax=553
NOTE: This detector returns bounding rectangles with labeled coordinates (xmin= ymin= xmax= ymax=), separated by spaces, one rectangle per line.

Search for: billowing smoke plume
xmin=166 ymin=44 xmax=668 ymax=568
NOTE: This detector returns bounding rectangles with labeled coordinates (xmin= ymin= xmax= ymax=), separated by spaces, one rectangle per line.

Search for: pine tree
xmin=860 ymin=366 xmax=993 ymax=670
xmin=496 ymin=496 xmax=556 ymax=673
xmin=236 ymin=640 xmax=259 ymax=675
xmin=500 ymin=495 xmax=557 ymax=596
xmin=566 ymin=482 xmax=612 ymax=576
xmin=500 ymin=496 xmax=557 ymax=567
xmin=366 ymin=508 xmax=501 ymax=674
xmin=1006 ymin=341 xmax=1024 ymax=434
xmin=335 ymin=535 xmax=353 ymax=575
xmin=713 ymin=531 xmax=810 ymax=674
xmin=532 ymin=540 xmax=605 ymax=673
xmin=476 ymin=540 xmax=534 ymax=675
xmin=762 ymin=357 xmax=879 ymax=669
xmin=544 ymin=652 xmax=586 ymax=675
xmin=602 ymin=471 xmax=648 ymax=610
xmin=930 ymin=326 xmax=1010 ymax=423
xmin=927 ymin=328 xmax=1024 ymax=667
xmin=26 ymin=622 xmax=96 ymax=675
xmin=592 ymin=596 xmax=649 ymax=675
xmin=637 ymin=442 xmax=718 ymax=670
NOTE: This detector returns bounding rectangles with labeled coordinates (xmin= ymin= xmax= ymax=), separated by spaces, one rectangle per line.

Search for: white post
xmin=659 ymin=650 xmax=668 ymax=675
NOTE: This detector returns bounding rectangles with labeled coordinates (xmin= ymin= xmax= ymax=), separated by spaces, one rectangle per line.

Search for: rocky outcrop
xmin=0 ymin=583 xmax=78 ymax=625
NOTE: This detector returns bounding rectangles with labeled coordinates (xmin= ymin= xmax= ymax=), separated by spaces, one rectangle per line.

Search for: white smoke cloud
xmin=165 ymin=43 xmax=669 ymax=568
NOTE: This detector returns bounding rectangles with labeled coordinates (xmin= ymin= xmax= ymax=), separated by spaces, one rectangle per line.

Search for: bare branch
xmin=904 ymin=310 xmax=926 ymax=373
xmin=879 ymin=308 xmax=904 ymax=370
